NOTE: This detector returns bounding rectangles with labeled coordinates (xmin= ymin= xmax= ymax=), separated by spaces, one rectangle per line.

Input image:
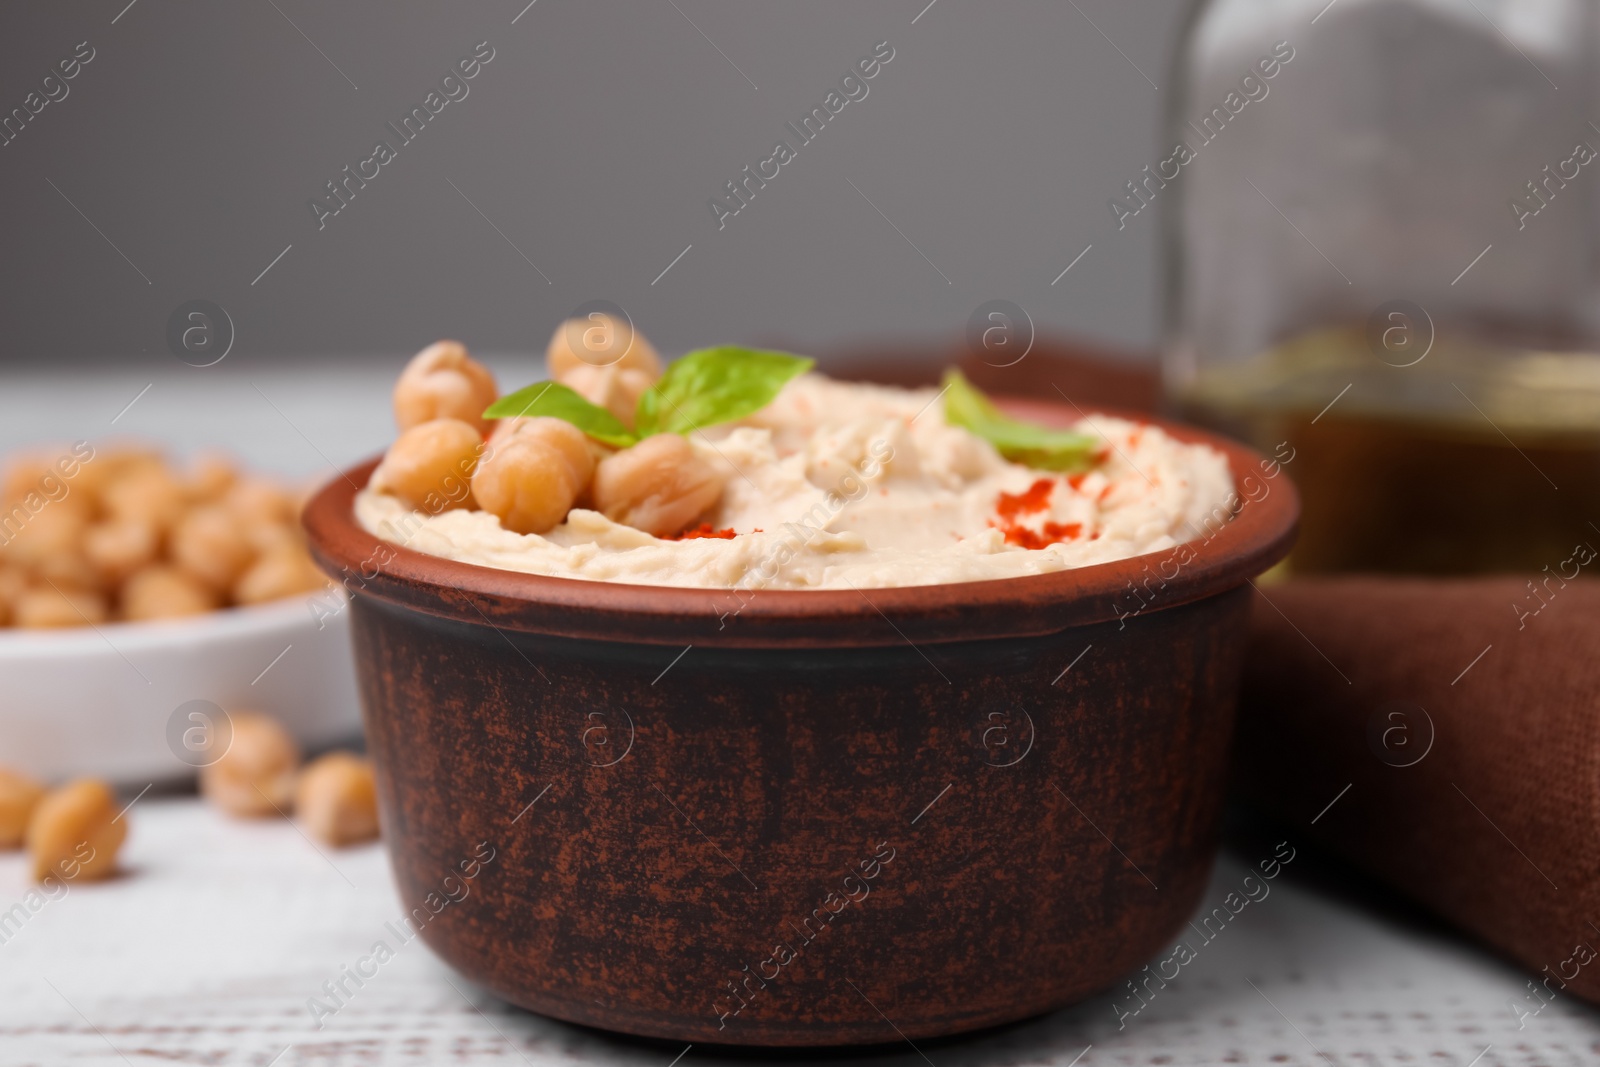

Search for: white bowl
xmin=0 ymin=593 xmax=361 ymax=786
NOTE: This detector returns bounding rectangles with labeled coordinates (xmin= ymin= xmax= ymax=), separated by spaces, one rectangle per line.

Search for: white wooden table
xmin=1 ymin=797 xmax=1595 ymax=1066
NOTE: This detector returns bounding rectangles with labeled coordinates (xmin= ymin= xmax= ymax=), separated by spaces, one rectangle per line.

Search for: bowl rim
xmin=301 ymin=396 xmax=1298 ymax=649
xmin=0 ymin=592 xmax=340 ymax=660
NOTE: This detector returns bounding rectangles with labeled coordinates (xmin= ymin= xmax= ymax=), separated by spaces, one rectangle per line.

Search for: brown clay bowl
xmin=301 ymin=397 xmax=1298 ymax=1047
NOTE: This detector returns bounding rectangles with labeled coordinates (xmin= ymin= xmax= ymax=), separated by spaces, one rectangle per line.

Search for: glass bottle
xmin=1163 ymin=0 xmax=1600 ymax=574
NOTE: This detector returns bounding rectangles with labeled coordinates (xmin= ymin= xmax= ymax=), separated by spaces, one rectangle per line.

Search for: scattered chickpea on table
xmin=197 ymin=708 xmax=380 ymax=848
xmin=0 ymin=711 xmax=379 ymax=885
xmin=200 ymin=710 xmax=302 ymax=818
xmin=296 ymin=751 xmax=381 ymax=848
xmin=27 ymin=778 xmax=125 ymax=883
xmin=0 ymin=447 xmax=325 ymax=629
xmin=0 ymin=769 xmax=127 ymax=884
xmin=0 ymin=767 xmax=45 ymax=849
xmin=372 ymin=317 xmax=724 ymax=538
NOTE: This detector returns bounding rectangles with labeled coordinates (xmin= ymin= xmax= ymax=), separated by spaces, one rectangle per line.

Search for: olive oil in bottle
xmin=1176 ymin=330 xmax=1600 ymax=575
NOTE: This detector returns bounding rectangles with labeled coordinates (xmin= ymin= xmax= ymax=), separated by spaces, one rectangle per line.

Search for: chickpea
xmin=32 ymin=551 xmax=103 ymax=593
xmin=95 ymin=449 xmax=166 ymax=497
xmin=0 ymin=445 xmax=333 ymax=627
xmin=120 ymin=565 xmax=217 ymax=621
xmin=561 ymin=363 xmax=656 ymax=429
xmin=373 ymin=418 xmax=484 ymax=514
xmin=486 ymin=416 xmax=528 ymax=451
xmin=8 ymin=449 xmax=93 ymax=501
xmin=184 ymin=454 xmax=237 ymax=502
xmin=0 ymin=565 xmax=26 ymax=626
xmin=0 ymin=767 xmax=46 ymax=848
xmin=1 ymin=454 xmax=55 ymax=504
xmin=488 ymin=417 xmax=613 ymax=503
xmin=393 ymin=340 xmax=499 ymax=434
xmin=471 ymin=418 xmax=594 ymax=534
xmin=99 ymin=446 xmax=164 ymax=473
xmin=14 ymin=585 xmax=109 ymax=629
xmin=27 ymin=778 xmax=126 ymax=883
xmin=3 ymin=503 xmax=88 ymax=570
xmin=502 ymin=415 xmax=597 ymax=470
xmin=63 ymin=448 xmax=117 ymax=505
xmin=591 ymin=433 xmax=723 ymax=537
xmin=296 ymin=752 xmax=380 ymax=847
xmin=234 ymin=544 xmax=327 ymax=605
xmin=171 ymin=505 xmax=256 ymax=590
xmin=84 ymin=517 xmax=160 ymax=583
xmin=102 ymin=466 xmax=188 ymax=530
xmin=199 ymin=711 xmax=301 ymax=817
xmin=222 ymin=478 xmax=296 ymax=528
xmin=292 ymin=482 xmax=319 ymax=522
xmin=246 ymin=521 xmax=298 ymax=555
xmin=546 ymin=315 xmax=661 ymax=378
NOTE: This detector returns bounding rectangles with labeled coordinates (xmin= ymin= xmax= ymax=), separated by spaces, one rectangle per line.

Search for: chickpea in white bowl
xmin=0 ymin=446 xmax=325 ymax=628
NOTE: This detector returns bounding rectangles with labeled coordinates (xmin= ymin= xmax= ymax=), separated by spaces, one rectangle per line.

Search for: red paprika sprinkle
xmin=1002 ymin=522 xmax=1082 ymax=550
xmin=665 ymin=524 xmax=738 ymax=541
xmin=995 ymin=478 xmax=1055 ymax=522
xmin=992 ymin=479 xmax=1083 ymax=549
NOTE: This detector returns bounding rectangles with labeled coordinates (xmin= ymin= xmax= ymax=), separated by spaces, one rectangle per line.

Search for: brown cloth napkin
xmin=1235 ymin=575 xmax=1600 ymax=1009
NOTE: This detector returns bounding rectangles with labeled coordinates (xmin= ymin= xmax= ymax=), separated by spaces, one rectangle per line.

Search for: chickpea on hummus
xmin=356 ymin=323 xmax=1235 ymax=590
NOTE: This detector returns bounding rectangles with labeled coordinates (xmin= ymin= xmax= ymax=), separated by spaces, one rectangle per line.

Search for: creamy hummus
xmin=356 ymin=375 xmax=1234 ymax=590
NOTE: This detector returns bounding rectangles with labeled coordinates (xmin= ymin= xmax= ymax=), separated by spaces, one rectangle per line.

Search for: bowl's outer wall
xmin=351 ymin=583 xmax=1250 ymax=1046
xmin=0 ymin=597 xmax=362 ymax=785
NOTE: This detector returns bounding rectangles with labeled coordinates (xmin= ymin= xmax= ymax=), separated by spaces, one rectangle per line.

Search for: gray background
xmin=0 ymin=0 xmax=1189 ymax=370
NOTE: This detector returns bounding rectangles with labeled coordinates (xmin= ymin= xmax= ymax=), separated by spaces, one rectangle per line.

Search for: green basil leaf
xmin=942 ymin=368 xmax=1099 ymax=472
xmin=635 ymin=347 xmax=814 ymax=437
xmin=484 ymin=381 xmax=638 ymax=448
